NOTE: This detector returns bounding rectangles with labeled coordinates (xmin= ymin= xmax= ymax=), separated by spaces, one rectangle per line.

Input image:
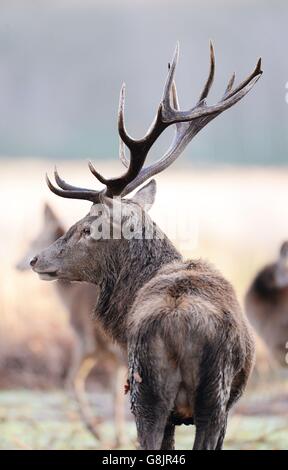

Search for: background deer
xmin=245 ymin=241 xmax=288 ymax=367
xmin=16 ymin=203 xmax=127 ymax=446
xmin=31 ymin=43 xmax=261 ymax=449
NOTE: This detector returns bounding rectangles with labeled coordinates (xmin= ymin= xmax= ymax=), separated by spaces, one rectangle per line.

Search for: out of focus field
xmin=0 ymin=159 xmax=288 ymax=449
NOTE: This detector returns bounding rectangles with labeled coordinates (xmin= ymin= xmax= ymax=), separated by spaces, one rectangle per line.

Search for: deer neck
xmin=95 ymin=234 xmax=182 ymax=348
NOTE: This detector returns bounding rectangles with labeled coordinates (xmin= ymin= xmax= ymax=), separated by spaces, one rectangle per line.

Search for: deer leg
xmin=73 ymin=354 xmax=101 ymax=442
xmin=193 ymin=367 xmax=246 ymax=451
xmin=193 ymin=346 xmax=232 ymax=450
xmin=129 ymin=366 xmax=179 ymax=450
xmin=134 ymin=404 xmax=171 ymax=450
xmin=113 ymin=364 xmax=127 ymax=447
xmin=215 ymin=416 xmax=228 ymax=450
xmin=130 ymin=369 xmax=180 ymax=450
xmin=128 ymin=331 xmax=181 ymax=450
xmin=160 ymin=419 xmax=176 ymax=450
xmin=193 ymin=412 xmax=227 ymax=450
xmin=64 ymin=339 xmax=83 ymax=392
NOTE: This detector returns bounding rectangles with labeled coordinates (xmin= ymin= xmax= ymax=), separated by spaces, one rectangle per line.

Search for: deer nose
xmin=30 ymin=256 xmax=38 ymax=267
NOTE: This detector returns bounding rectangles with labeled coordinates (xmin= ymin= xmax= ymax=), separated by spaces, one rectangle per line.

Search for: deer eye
xmin=82 ymin=227 xmax=91 ymax=236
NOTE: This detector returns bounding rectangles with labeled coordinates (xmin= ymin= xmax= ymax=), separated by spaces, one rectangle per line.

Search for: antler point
xmin=209 ymin=40 xmax=215 ymax=60
xmin=45 ymin=173 xmax=52 ymax=187
xmin=257 ymin=58 xmax=263 ymax=74
xmin=120 ymin=83 xmax=126 ymax=99
xmin=175 ymin=41 xmax=180 ymax=58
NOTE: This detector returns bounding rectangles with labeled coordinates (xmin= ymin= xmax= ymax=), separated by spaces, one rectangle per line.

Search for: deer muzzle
xmin=30 ymin=255 xmax=59 ymax=280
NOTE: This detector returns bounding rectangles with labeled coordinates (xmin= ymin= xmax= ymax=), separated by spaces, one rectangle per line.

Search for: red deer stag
xmin=245 ymin=241 xmax=288 ymax=367
xmin=16 ymin=203 xmax=127 ymax=446
xmin=31 ymin=43 xmax=262 ymax=449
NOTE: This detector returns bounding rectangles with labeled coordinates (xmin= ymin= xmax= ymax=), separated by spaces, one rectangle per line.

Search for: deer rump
xmin=128 ymin=260 xmax=254 ymax=450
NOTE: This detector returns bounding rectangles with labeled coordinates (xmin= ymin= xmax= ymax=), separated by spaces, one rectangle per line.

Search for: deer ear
xmin=130 ymin=179 xmax=157 ymax=211
xmin=44 ymin=203 xmax=59 ymax=224
xmin=43 ymin=203 xmax=65 ymax=238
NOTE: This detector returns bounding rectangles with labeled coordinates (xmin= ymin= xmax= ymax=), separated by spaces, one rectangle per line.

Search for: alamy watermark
xmin=88 ymin=198 xmax=199 ymax=250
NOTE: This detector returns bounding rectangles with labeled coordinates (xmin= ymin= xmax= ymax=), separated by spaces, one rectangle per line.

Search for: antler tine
xmin=54 ymin=167 xmax=94 ymax=192
xmin=119 ymin=137 xmax=129 ymax=168
xmin=118 ymin=83 xmax=137 ymax=148
xmin=88 ymin=160 xmax=109 ymax=185
xmin=118 ymin=86 xmax=129 ymax=168
xmin=46 ymin=174 xmax=100 ymax=202
xmin=222 ymin=58 xmax=262 ymax=101
xmin=168 ymin=62 xmax=180 ymax=110
xmin=223 ymin=72 xmax=236 ymax=97
xmin=171 ymin=80 xmax=180 ymax=110
xmin=162 ymin=42 xmax=180 ymax=112
xmin=198 ymin=40 xmax=215 ymax=102
xmin=88 ymin=80 xmax=165 ymax=197
xmin=119 ymin=67 xmax=179 ymax=172
xmin=54 ymin=167 xmax=72 ymax=190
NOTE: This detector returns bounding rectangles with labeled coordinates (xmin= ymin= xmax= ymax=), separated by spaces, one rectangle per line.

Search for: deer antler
xmin=47 ymin=42 xmax=262 ymax=202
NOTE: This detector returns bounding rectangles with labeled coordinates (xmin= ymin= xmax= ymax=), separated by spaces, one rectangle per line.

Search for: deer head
xmin=16 ymin=203 xmax=64 ymax=271
xmin=31 ymin=43 xmax=262 ymax=284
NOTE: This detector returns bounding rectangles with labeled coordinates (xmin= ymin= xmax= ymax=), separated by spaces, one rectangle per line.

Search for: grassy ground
xmin=0 ymin=376 xmax=288 ymax=450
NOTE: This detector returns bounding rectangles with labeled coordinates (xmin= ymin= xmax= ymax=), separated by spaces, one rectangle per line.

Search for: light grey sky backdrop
xmin=0 ymin=0 xmax=287 ymax=164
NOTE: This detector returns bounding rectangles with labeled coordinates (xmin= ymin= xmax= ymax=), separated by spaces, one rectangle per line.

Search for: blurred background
xmin=0 ymin=0 xmax=288 ymax=450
